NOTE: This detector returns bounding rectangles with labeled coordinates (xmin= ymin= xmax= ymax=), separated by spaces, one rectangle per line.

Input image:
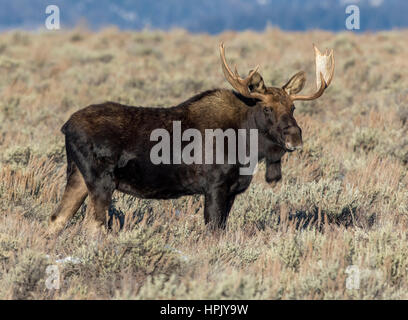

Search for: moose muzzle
xmin=284 ymin=125 xmax=303 ymax=151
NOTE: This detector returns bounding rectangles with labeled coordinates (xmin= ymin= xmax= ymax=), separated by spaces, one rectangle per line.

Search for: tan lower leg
xmin=48 ymin=168 xmax=88 ymax=234
xmin=83 ymin=193 xmax=111 ymax=235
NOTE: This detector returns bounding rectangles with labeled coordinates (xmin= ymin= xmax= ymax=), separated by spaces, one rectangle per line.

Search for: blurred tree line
xmin=0 ymin=0 xmax=407 ymax=33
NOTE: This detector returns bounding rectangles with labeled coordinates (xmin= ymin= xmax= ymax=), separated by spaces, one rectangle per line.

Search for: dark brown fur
xmin=49 ymin=74 xmax=305 ymax=235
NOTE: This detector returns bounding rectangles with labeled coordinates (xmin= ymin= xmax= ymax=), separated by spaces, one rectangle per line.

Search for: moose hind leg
xmin=48 ymin=164 xmax=88 ymax=235
xmin=83 ymin=174 xmax=115 ymax=235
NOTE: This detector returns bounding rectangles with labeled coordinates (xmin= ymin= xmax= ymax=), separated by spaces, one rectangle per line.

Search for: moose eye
xmin=291 ymin=105 xmax=296 ymax=114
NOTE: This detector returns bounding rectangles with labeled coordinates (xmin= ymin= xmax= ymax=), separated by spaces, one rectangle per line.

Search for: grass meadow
xmin=0 ymin=27 xmax=408 ymax=299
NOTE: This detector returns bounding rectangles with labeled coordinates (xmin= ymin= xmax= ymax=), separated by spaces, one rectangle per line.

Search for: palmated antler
xmin=290 ymin=44 xmax=335 ymax=101
xmin=219 ymin=43 xmax=267 ymax=102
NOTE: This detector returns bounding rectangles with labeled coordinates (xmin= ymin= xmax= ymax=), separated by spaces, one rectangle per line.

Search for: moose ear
xmin=248 ymin=70 xmax=267 ymax=94
xmin=282 ymin=71 xmax=306 ymax=95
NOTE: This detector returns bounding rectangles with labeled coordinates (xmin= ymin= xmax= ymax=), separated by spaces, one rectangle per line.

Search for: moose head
xmin=220 ymin=43 xmax=335 ymax=154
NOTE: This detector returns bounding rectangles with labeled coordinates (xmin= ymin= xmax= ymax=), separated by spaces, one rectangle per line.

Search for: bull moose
xmin=48 ymin=43 xmax=334 ymax=236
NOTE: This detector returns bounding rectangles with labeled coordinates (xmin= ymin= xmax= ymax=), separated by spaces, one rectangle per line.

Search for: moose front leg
xmin=204 ymin=189 xmax=235 ymax=229
xmin=265 ymin=159 xmax=282 ymax=183
xmin=81 ymin=167 xmax=116 ymax=236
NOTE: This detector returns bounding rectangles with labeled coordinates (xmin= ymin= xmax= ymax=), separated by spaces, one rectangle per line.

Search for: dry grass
xmin=0 ymin=27 xmax=408 ymax=299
